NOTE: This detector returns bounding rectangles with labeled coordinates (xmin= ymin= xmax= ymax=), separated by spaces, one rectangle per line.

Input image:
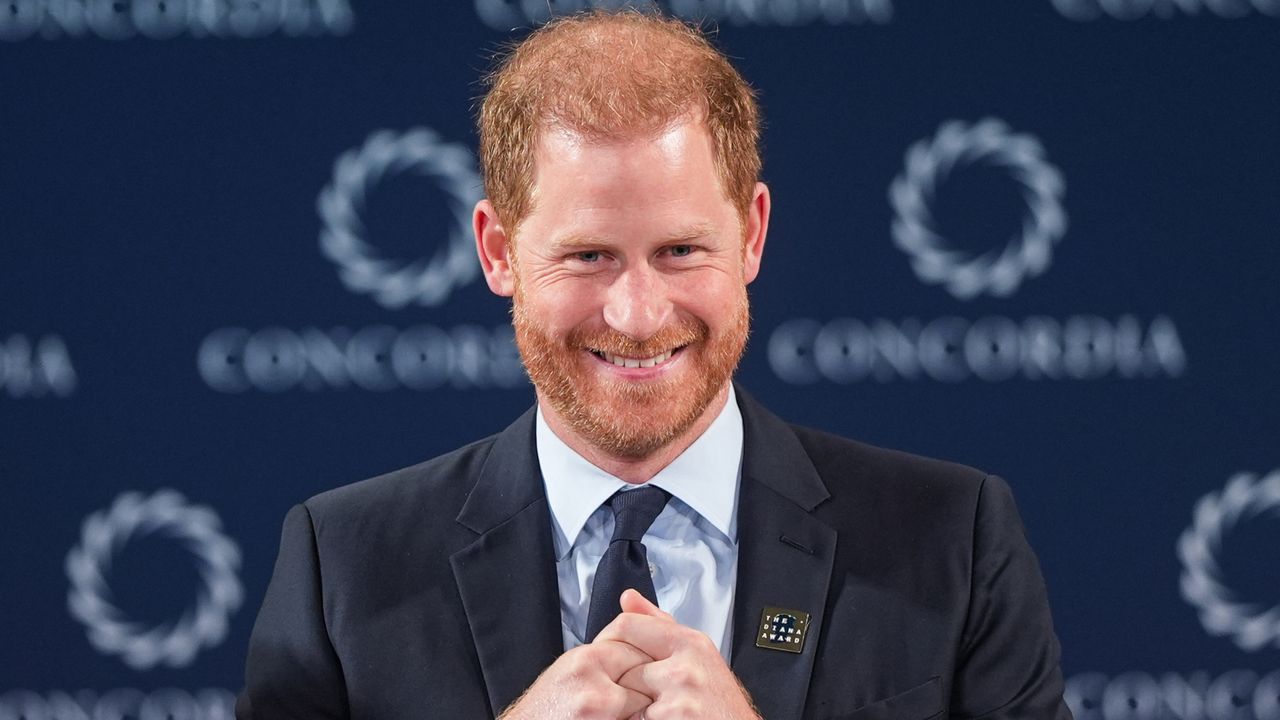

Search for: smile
xmin=589 ymin=346 xmax=684 ymax=369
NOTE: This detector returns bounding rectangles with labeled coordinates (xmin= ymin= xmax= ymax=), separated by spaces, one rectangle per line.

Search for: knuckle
xmin=677 ymin=668 xmax=704 ymax=691
xmin=666 ymin=697 xmax=702 ymax=719
xmin=695 ymin=633 xmax=718 ymax=653
xmin=560 ymin=647 xmax=595 ymax=678
xmin=676 ymin=626 xmax=716 ymax=654
xmin=661 ymin=661 xmax=702 ymax=691
xmin=566 ymin=690 xmax=607 ymax=717
xmin=612 ymin=613 xmax=637 ymax=634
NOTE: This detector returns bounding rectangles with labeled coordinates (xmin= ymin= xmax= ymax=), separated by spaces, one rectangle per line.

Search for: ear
xmin=473 ymin=199 xmax=515 ymax=297
xmin=742 ymin=182 xmax=770 ymax=285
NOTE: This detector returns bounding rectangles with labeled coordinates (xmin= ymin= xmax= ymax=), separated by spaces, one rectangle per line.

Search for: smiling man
xmin=238 ymin=11 xmax=1071 ymax=720
xmin=478 ymin=119 xmax=762 ymax=481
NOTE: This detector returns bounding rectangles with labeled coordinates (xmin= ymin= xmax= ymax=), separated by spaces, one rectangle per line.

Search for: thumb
xmin=620 ymin=588 xmax=674 ymax=621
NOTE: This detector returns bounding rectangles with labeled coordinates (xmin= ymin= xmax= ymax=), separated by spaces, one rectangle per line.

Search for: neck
xmin=539 ymin=384 xmax=731 ymax=484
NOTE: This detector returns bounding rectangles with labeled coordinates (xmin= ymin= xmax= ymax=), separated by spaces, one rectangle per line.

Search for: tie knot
xmin=607 ymin=486 xmax=671 ymax=542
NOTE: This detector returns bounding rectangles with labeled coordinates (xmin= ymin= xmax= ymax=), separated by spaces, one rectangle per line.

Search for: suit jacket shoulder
xmin=791 ymin=422 xmax=988 ymax=503
xmin=304 ymin=432 xmax=497 ymax=541
xmin=792 ymin=423 xmax=999 ymax=572
xmin=767 ymin=422 xmax=1067 ymax=720
xmin=239 ymin=409 xmax=554 ymax=720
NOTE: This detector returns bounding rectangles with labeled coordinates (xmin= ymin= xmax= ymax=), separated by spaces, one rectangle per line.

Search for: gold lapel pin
xmin=755 ymin=606 xmax=810 ymax=654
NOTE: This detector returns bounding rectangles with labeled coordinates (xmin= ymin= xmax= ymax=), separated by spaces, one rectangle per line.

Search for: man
xmin=238 ymin=10 xmax=1071 ymax=720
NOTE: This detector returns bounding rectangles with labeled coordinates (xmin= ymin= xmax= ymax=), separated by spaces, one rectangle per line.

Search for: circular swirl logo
xmin=318 ymin=127 xmax=483 ymax=310
xmin=889 ymin=118 xmax=1068 ymax=301
xmin=65 ymin=490 xmax=243 ymax=670
xmin=1178 ymin=469 xmax=1280 ymax=652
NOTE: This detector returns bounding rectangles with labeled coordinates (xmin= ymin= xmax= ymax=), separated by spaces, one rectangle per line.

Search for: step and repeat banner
xmin=2 ymin=2 xmax=1278 ymax=718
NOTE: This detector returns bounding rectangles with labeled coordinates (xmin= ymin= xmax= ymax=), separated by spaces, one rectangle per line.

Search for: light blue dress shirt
xmin=537 ymin=386 xmax=744 ymax=661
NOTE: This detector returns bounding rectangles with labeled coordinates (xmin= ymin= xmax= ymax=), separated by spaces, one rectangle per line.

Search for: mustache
xmin=568 ymin=320 xmax=707 ymax=358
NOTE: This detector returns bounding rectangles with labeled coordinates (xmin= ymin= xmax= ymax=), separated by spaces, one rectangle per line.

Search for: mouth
xmin=589 ymin=345 xmax=685 ymax=369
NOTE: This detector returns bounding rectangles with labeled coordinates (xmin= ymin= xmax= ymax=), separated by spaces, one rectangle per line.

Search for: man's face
xmin=493 ymin=120 xmax=766 ymax=459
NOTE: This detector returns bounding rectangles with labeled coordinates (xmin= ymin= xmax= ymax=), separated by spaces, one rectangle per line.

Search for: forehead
xmin=525 ymin=120 xmax=732 ymax=219
xmin=534 ymin=119 xmax=704 ymax=173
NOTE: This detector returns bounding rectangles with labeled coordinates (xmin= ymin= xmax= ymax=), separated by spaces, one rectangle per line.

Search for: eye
xmin=669 ymin=245 xmax=694 ymax=258
xmin=574 ymin=251 xmax=602 ymax=263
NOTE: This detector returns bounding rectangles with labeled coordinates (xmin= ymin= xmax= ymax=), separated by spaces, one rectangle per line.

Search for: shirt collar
xmin=537 ymin=385 xmax=744 ymax=560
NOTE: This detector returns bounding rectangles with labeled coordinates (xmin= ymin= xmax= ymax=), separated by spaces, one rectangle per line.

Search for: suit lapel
xmin=730 ymin=389 xmax=836 ymax=720
xmin=450 ymin=408 xmax=563 ymax=716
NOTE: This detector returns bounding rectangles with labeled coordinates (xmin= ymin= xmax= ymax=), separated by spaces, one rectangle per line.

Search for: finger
xmin=620 ymin=658 xmax=754 ymax=720
xmin=587 ymin=638 xmax=657 ymax=680
xmin=596 ymin=612 xmax=693 ymax=661
xmin=615 ymin=658 xmax=663 ymax=702
xmin=617 ymin=686 xmax=653 ymax=719
xmin=620 ymin=588 xmax=675 ymax=622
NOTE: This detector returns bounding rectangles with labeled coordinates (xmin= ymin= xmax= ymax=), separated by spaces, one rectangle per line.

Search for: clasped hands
xmin=500 ymin=589 xmax=761 ymax=720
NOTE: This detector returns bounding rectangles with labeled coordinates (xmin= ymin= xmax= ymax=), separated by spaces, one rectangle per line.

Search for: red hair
xmin=478 ymin=10 xmax=762 ymax=235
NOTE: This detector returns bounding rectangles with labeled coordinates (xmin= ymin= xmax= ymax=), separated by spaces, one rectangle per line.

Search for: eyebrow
xmin=549 ymin=224 xmax=715 ymax=251
xmin=665 ymin=224 xmax=715 ymax=243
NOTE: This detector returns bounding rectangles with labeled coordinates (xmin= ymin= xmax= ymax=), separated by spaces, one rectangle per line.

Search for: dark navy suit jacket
xmin=237 ymin=389 xmax=1071 ymax=720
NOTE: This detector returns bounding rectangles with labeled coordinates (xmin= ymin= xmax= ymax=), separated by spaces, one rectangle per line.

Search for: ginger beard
xmin=512 ymin=277 xmax=750 ymax=460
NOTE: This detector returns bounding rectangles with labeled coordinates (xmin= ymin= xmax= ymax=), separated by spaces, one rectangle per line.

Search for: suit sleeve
xmin=236 ymin=504 xmax=350 ymax=720
xmin=950 ymin=476 xmax=1072 ymax=720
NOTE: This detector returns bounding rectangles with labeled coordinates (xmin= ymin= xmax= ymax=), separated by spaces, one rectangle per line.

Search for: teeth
xmin=600 ymin=350 xmax=674 ymax=368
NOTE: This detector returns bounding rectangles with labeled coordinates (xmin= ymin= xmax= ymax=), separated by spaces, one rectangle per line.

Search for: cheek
xmin=683 ymin=279 xmax=746 ymax=318
xmin=522 ymin=285 xmax=600 ymax=333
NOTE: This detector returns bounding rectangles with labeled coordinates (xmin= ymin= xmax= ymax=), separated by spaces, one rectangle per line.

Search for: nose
xmin=602 ymin=265 xmax=674 ymax=342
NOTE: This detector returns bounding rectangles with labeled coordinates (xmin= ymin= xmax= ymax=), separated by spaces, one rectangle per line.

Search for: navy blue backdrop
xmin=3 ymin=1 xmax=1278 ymax=718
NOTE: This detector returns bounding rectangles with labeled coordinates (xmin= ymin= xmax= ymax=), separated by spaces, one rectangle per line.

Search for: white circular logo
xmin=1178 ymin=469 xmax=1280 ymax=652
xmin=318 ymin=127 xmax=483 ymax=310
xmin=889 ymin=118 xmax=1068 ymax=300
xmin=65 ymin=490 xmax=244 ymax=670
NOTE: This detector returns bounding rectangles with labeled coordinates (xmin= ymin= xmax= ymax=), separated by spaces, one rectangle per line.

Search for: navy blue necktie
xmin=584 ymin=485 xmax=672 ymax=642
